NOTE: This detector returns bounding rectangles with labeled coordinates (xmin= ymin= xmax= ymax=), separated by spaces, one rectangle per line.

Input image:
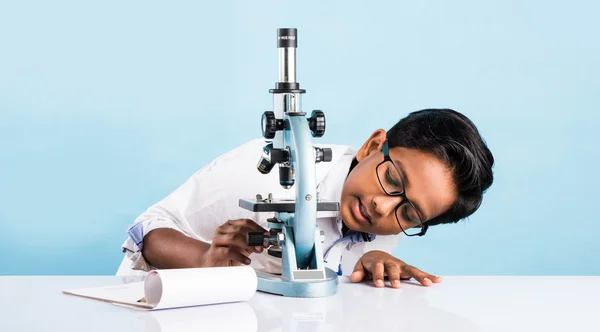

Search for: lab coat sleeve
xmin=120 ymin=165 xmax=228 ymax=272
xmin=120 ymin=139 xmax=267 ymax=273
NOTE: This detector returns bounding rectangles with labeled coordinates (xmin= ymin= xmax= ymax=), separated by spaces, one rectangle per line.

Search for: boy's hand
xmin=350 ymin=250 xmax=443 ymax=288
xmin=202 ymin=219 xmax=269 ymax=267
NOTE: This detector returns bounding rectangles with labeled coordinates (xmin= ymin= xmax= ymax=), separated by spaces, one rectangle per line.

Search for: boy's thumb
xmin=350 ymin=261 xmax=365 ymax=282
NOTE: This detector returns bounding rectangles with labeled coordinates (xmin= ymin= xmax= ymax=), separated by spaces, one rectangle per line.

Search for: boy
xmin=118 ymin=108 xmax=494 ymax=288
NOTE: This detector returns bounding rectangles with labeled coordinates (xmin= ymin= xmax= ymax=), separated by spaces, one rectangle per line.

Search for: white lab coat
xmin=117 ymin=138 xmax=401 ymax=277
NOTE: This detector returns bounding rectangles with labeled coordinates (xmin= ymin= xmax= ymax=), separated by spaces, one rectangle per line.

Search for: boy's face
xmin=340 ymin=129 xmax=457 ymax=235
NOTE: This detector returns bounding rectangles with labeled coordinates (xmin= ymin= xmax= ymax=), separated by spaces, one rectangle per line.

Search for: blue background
xmin=1 ymin=0 xmax=598 ymax=275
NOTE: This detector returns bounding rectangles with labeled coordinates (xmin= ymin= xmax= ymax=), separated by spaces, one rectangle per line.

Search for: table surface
xmin=1 ymin=276 xmax=599 ymax=332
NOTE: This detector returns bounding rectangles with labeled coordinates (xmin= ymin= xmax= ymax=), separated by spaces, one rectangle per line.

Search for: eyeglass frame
xmin=375 ymin=139 xmax=429 ymax=237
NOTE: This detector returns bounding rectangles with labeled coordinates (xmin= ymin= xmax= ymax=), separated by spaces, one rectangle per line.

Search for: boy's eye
xmin=401 ymin=203 xmax=420 ymax=224
xmin=385 ymin=166 xmax=402 ymax=188
xmin=401 ymin=204 xmax=410 ymax=222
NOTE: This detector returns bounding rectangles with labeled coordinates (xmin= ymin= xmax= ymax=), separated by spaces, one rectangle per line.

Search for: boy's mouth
xmin=352 ymin=196 xmax=372 ymax=225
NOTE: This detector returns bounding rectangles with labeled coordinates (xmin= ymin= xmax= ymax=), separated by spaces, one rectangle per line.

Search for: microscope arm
xmin=287 ymin=114 xmax=318 ymax=269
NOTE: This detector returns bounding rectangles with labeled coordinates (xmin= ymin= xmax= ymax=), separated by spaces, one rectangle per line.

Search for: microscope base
xmin=255 ymin=268 xmax=339 ymax=298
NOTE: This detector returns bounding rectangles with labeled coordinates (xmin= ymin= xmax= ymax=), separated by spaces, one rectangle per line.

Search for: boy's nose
xmin=372 ymin=194 xmax=402 ymax=218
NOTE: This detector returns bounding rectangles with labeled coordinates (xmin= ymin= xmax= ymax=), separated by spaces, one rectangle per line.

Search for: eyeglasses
xmin=375 ymin=140 xmax=429 ymax=237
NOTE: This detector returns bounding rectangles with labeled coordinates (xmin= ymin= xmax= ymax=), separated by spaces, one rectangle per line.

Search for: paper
xmin=63 ymin=266 xmax=257 ymax=310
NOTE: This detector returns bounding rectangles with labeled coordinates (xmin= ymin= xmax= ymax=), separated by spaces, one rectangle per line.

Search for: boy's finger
xmin=350 ymin=260 xmax=366 ymax=283
xmin=228 ymin=219 xmax=267 ymax=232
xmin=247 ymin=245 xmax=259 ymax=253
xmin=427 ymin=274 xmax=443 ymax=283
xmin=227 ymin=248 xmax=252 ymax=265
xmin=372 ymin=260 xmax=385 ymax=288
xmin=401 ymin=268 xmax=436 ymax=282
xmin=214 ymin=232 xmax=247 ymax=249
xmin=218 ymin=224 xmax=254 ymax=236
xmin=404 ymin=265 xmax=432 ymax=287
xmin=219 ymin=224 xmax=270 ymax=249
xmin=384 ymin=261 xmax=402 ymax=288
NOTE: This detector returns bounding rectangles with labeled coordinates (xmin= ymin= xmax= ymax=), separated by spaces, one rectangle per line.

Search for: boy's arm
xmin=142 ymin=228 xmax=209 ymax=269
xmin=120 ymin=140 xmax=269 ymax=272
xmin=142 ymin=219 xmax=269 ymax=269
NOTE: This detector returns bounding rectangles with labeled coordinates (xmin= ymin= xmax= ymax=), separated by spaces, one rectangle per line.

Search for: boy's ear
xmin=356 ymin=129 xmax=387 ymax=162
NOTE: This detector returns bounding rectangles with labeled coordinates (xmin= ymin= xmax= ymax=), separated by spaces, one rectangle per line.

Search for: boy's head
xmin=340 ymin=109 xmax=495 ymax=236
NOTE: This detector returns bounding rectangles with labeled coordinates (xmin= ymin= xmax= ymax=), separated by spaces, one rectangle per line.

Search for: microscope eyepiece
xmin=277 ymin=28 xmax=297 ymax=48
xmin=272 ymin=28 xmax=304 ymax=93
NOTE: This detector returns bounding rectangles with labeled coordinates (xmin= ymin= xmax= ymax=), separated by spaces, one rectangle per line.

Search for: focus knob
xmin=315 ymin=147 xmax=333 ymax=163
xmin=247 ymin=232 xmax=267 ymax=246
xmin=261 ymin=111 xmax=277 ymax=139
xmin=322 ymin=148 xmax=332 ymax=162
xmin=309 ymin=110 xmax=326 ymax=137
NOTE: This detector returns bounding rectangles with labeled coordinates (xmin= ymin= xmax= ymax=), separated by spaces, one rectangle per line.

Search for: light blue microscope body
xmin=239 ymin=28 xmax=339 ymax=298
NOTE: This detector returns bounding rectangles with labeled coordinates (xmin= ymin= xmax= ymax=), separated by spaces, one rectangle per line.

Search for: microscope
xmin=239 ymin=28 xmax=339 ymax=298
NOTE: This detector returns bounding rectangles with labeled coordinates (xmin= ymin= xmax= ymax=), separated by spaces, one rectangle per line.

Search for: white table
xmin=1 ymin=276 xmax=598 ymax=331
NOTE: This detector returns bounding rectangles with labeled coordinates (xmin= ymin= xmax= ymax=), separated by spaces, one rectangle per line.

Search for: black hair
xmin=387 ymin=108 xmax=494 ymax=226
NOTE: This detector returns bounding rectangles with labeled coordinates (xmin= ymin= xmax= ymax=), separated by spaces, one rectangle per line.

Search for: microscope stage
xmin=239 ymin=198 xmax=339 ymax=213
